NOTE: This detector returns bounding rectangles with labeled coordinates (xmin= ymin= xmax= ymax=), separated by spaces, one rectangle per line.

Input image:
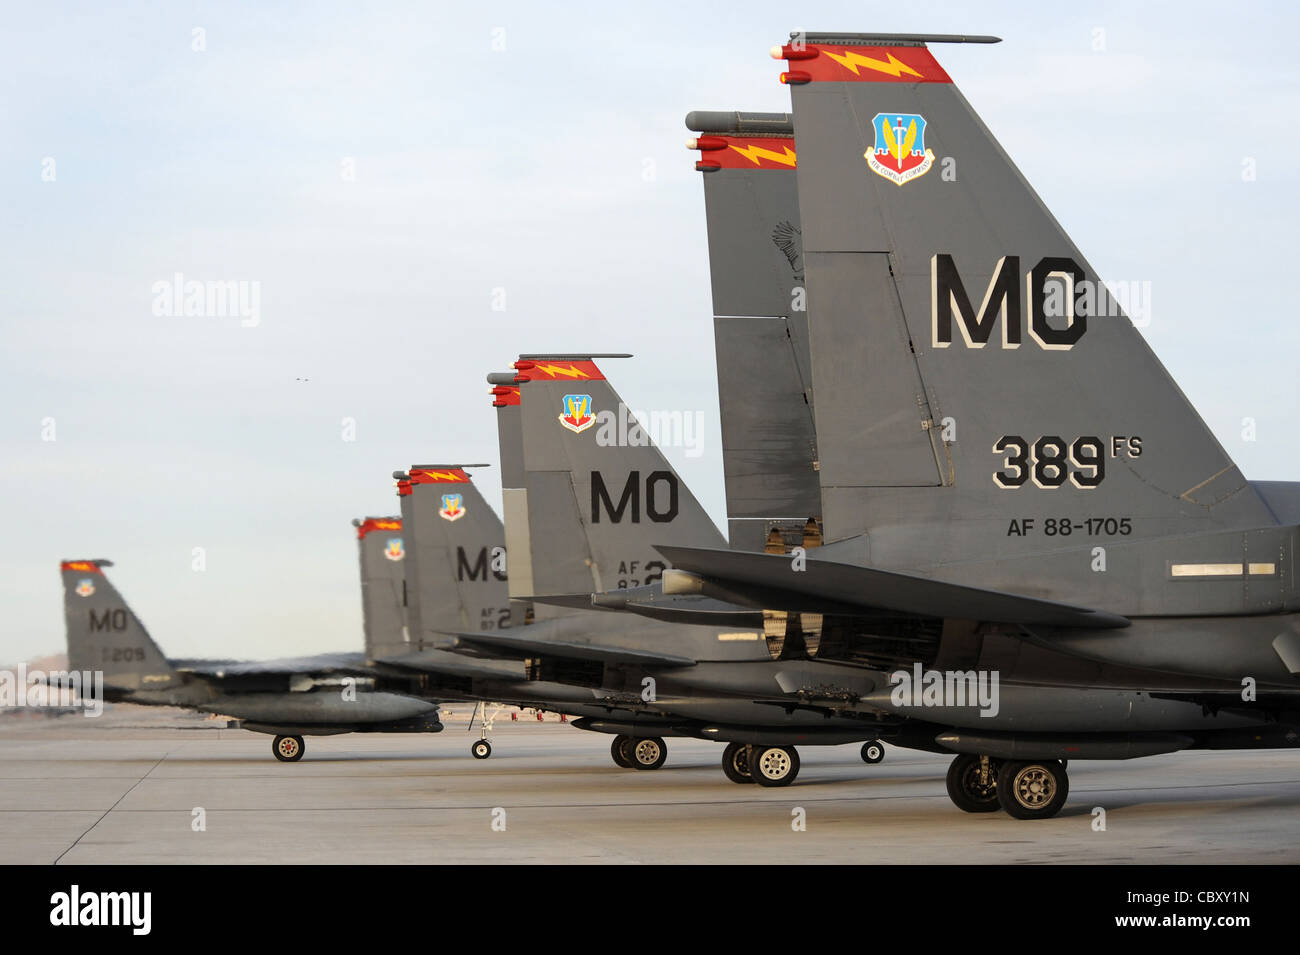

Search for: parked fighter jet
xmin=462 ymin=356 xmax=905 ymax=782
xmin=383 ymin=459 xmax=882 ymax=775
xmin=602 ymin=33 xmax=1300 ymax=817
xmin=378 ymin=464 xmax=637 ymax=759
xmin=59 ymin=559 xmax=441 ymax=761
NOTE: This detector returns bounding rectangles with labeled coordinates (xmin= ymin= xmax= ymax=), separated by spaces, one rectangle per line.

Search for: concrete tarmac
xmin=2 ymin=717 xmax=1298 ymax=864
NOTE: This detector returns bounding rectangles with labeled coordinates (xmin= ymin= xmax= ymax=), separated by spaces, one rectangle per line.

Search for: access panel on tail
xmin=687 ymin=110 xmax=821 ymax=552
xmin=488 ymin=372 xmax=536 ymax=627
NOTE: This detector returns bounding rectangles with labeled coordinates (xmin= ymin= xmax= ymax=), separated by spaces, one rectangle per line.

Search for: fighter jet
xmin=58 ymin=559 xmax=442 ymax=761
xmin=381 ymin=459 xmax=886 ymax=774
xmin=440 ymin=356 xmax=922 ymax=782
xmin=600 ymin=33 xmax=1300 ymax=817
xmin=374 ymin=464 xmax=657 ymax=759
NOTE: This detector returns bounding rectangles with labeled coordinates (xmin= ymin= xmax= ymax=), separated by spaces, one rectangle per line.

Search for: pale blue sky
xmin=3 ymin=1 xmax=1297 ymax=661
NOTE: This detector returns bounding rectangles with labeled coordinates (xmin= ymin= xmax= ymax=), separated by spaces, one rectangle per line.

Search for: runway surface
xmin=2 ymin=714 xmax=1298 ymax=864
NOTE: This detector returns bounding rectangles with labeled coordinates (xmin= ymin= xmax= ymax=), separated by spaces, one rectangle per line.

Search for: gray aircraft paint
xmin=58 ymin=559 xmax=442 ymax=733
xmin=61 ymin=560 xmax=179 ymax=691
xmin=686 ymin=110 xmax=822 ymax=551
xmin=598 ymin=37 xmax=1300 ymax=737
xmin=353 ymin=516 xmax=409 ymax=660
xmin=488 ymin=371 xmax=539 ymax=624
xmin=394 ymin=466 xmax=511 ymax=641
xmin=621 ymin=34 xmax=1300 ymax=692
xmin=497 ymin=354 xmax=1269 ymax=737
xmin=514 ymin=355 xmax=727 ymax=602
xmin=392 ymin=356 xmax=1286 ymax=748
xmin=778 ymin=33 xmax=1278 ymax=593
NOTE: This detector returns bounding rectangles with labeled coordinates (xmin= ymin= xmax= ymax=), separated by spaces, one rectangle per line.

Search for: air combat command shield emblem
xmin=865 ymin=112 xmax=935 ymax=186
xmin=439 ymin=494 xmax=466 ymax=522
xmin=559 ymin=394 xmax=596 ymax=434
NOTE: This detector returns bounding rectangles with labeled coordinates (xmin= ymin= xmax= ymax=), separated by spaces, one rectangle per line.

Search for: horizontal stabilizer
xmin=588 ymin=586 xmax=764 ymax=628
xmin=173 ymin=652 xmax=369 ymax=678
xmin=654 ymin=545 xmax=1130 ymax=630
xmin=375 ymin=650 xmax=524 ymax=681
xmin=448 ymin=630 xmax=697 ymax=669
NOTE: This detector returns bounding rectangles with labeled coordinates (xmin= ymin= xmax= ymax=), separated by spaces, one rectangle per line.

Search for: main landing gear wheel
xmin=860 ymin=740 xmax=885 ymax=764
xmin=273 ymin=735 xmax=304 ymax=762
xmin=471 ymin=739 xmax=492 ymax=760
xmin=611 ymin=735 xmax=635 ymax=768
xmin=721 ymin=742 xmax=754 ymax=784
xmin=630 ymin=736 xmax=668 ymax=770
xmin=946 ymin=754 xmax=1002 ymax=813
xmin=997 ymin=759 xmax=1069 ymax=820
xmin=748 ymin=744 xmax=800 ymax=787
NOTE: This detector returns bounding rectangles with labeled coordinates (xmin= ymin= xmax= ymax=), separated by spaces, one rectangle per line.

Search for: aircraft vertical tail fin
xmin=353 ymin=517 xmax=409 ymax=660
xmin=513 ymin=355 xmax=727 ymax=607
xmin=687 ymin=109 xmax=821 ymax=552
xmin=488 ymin=372 xmax=537 ymax=626
xmin=773 ymin=32 xmax=1274 ymax=569
xmin=60 ymin=560 xmax=177 ymax=690
xmin=395 ymin=466 xmax=511 ymax=643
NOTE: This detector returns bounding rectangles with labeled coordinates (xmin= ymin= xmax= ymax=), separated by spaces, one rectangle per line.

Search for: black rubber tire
xmin=721 ymin=742 xmax=754 ymax=784
xmin=630 ymin=736 xmax=667 ymax=770
xmin=748 ymin=744 xmax=800 ymax=787
xmin=611 ymin=735 xmax=635 ymax=768
xmin=997 ymin=759 xmax=1069 ymax=820
xmin=861 ymin=740 xmax=885 ymax=764
xmin=273 ymin=735 xmax=304 ymax=762
xmin=945 ymin=753 xmax=1002 ymax=813
xmin=471 ymin=739 xmax=492 ymax=760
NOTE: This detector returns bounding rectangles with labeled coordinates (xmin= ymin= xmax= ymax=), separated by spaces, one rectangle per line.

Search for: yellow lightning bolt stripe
xmin=534 ymin=362 xmax=590 ymax=379
xmin=727 ymin=144 xmax=798 ymax=167
xmin=823 ymin=49 xmax=922 ymax=79
xmin=415 ymin=470 xmax=462 ymax=482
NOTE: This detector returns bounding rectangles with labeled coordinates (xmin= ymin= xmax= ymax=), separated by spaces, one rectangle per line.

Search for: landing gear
xmin=469 ymin=701 xmax=503 ymax=762
xmin=610 ymin=735 xmax=635 ymax=768
xmin=273 ymin=735 xmax=304 ymax=762
xmin=997 ymin=759 xmax=1069 ymax=819
xmin=860 ymin=740 xmax=885 ymax=764
xmin=630 ymin=736 xmax=668 ymax=770
xmin=748 ymin=744 xmax=800 ymax=787
xmin=946 ymin=754 xmax=1001 ymax=813
xmin=721 ymin=742 xmax=754 ymax=784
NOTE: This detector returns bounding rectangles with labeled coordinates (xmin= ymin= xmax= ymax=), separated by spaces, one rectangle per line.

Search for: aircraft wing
xmin=173 ymin=651 xmax=371 ymax=678
xmin=447 ymin=631 xmax=698 ymax=669
xmin=374 ymin=650 xmax=525 ymax=681
xmin=654 ymin=546 xmax=1130 ymax=630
